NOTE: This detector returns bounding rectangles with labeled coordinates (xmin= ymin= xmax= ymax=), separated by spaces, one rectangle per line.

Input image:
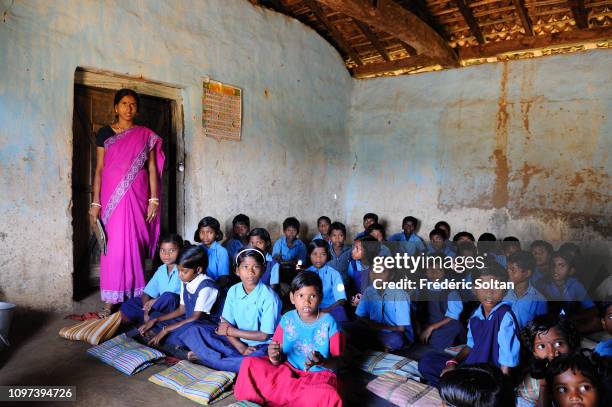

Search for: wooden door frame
xmin=73 ymin=67 xmax=186 ymax=235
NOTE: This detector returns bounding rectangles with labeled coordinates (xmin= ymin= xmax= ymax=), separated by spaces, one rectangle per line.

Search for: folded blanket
xmin=367 ymin=372 xmax=442 ymax=407
xmin=59 ymin=311 xmax=121 ymax=345
xmin=149 ymin=360 xmax=236 ymax=405
xmin=87 ymin=333 xmax=165 ymax=375
xmin=357 ymin=351 xmax=421 ymax=381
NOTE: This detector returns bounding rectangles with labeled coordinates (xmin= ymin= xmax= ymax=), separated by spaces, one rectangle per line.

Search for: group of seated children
xmin=116 ymin=213 xmax=611 ymax=406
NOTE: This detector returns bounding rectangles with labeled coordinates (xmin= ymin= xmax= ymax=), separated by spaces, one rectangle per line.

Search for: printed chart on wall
xmin=202 ymin=80 xmax=242 ymax=142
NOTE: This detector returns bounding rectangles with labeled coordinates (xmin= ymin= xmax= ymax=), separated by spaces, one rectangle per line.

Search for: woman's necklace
xmin=112 ymin=123 xmax=134 ymax=133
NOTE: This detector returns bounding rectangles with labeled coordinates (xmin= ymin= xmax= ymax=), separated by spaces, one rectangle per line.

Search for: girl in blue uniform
xmin=194 ymin=216 xmax=230 ymax=288
xmin=247 ymin=228 xmax=279 ymax=291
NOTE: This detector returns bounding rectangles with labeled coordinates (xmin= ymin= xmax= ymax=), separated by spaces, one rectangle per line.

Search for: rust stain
xmin=516 ymin=162 xmax=546 ymax=196
xmin=264 ymin=88 xmax=269 ymax=98
xmin=492 ymin=63 xmax=510 ymax=209
xmin=521 ymin=101 xmax=533 ymax=140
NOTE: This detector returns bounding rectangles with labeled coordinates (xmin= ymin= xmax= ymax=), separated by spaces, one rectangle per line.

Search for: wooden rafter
xmin=303 ymin=0 xmax=364 ymax=65
xmin=314 ymin=0 xmax=458 ymax=67
xmin=351 ymin=55 xmax=435 ymax=78
xmin=569 ymin=0 xmax=589 ymax=29
xmin=458 ymin=26 xmax=612 ymax=59
xmin=411 ymin=0 xmax=450 ymax=41
xmin=399 ymin=41 xmax=417 ymax=56
xmin=455 ymin=0 xmax=485 ymax=44
xmin=354 ymin=20 xmax=391 ymax=61
xmin=511 ymin=0 xmax=534 ymax=36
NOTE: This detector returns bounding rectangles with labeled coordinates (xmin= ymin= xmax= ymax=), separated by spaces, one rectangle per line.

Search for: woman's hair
xmin=159 ymin=233 xmax=184 ymax=248
xmin=354 ymin=235 xmax=380 ymax=268
xmin=308 ymin=239 xmax=330 ymax=260
xmin=247 ymin=228 xmax=272 ymax=253
xmin=113 ymin=88 xmax=140 ymax=112
xmin=193 ymin=216 xmax=224 ymax=242
xmin=453 ymin=231 xmax=475 ymax=242
xmin=438 ymin=363 xmax=512 ymax=407
xmin=235 ymin=247 xmax=266 ymax=269
xmin=545 ymin=351 xmax=608 ymax=404
xmin=291 ymin=271 xmax=323 ymax=296
xmin=177 ymin=245 xmax=208 ymax=272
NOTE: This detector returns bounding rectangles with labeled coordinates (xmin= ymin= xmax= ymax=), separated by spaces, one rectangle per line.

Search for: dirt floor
xmin=0 ymin=292 xmax=392 ymax=407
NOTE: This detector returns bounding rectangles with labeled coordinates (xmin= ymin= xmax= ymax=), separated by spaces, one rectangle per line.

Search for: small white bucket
xmin=0 ymin=302 xmax=16 ymax=350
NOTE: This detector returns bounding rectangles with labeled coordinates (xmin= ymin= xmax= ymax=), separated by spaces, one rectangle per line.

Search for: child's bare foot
xmin=187 ymin=351 xmax=199 ymax=362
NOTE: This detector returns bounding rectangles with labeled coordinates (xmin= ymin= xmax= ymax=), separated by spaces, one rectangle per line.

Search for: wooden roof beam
xmin=314 ymin=0 xmax=458 ymax=67
xmin=511 ymin=0 xmax=534 ymax=36
xmin=412 ymin=0 xmax=451 ymax=41
xmin=303 ymin=0 xmax=364 ymax=66
xmin=354 ymin=20 xmax=392 ymax=61
xmin=455 ymin=0 xmax=485 ymax=44
xmin=351 ymin=55 xmax=436 ymax=78
xmin=569 ymin=0 xmax=589 ymax=29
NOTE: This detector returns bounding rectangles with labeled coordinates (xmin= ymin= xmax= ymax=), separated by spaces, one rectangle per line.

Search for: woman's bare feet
xmin=99 ymin=303 xmax=113 ymax=318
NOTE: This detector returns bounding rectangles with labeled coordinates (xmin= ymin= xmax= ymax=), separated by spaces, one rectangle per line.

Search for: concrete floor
xmin=0 ymin=292 xmax=391 ymax=407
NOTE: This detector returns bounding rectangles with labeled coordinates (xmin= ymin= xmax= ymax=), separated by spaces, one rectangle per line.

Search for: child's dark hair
xmin=282 ymin=217 xmax=300 ymax=232
xmin=545 ymin=351 xmax=608 ymax=404
xmin=232 ymin=213 xmax=250 ymax=228
xmin=477 ymin=233 xmax=498 ymax=255
xmin=235 ymin=247 xmax=266 ymax=268
xmin=599 ymin=299 xmax=612 ymax=318
xmin=194 ymin=216 xmax=224 ymax=242
xmin=308 ymin=239 xmax=330 ymax=260
xmin=159 ymin=233 xmax=184 ymax=249
xmin=531 ymin=240 xmax=554 ymax=255
xmin=476 ymin=262 xmax=508 ymax=282
xmin=550 ymin=250 xmax=575 ymax=273
xmin=429 ymin=228 xmax=447 ymax=240
xmin=177 ymin=245 xmax=209 ymax=272
xmin=317 ymin=216 xmax=331 ymax=226
xmin=329 ymin=221 xmax=346 ymax=236
xmin=435 ymin=220 xmax=451 ymax=232
xmin=355 ymin=235 xmax=381 ymax=268
xmin=502 ymin=236 xmax=521 ymax=251
xmin=456 ymin=241 xmax=477 ymax=257
xmin=521 ymin=314 xmax=581 ymax=357
xmin=114 ymin=88 xmax=140 ymax=111
xmin=247 ymin=228 xmax=272 ymax=253
xmin=508 ymin=250 xmax=536 ymax=273
xmin=363 ymin=212 xmax=378 ymax=223
xmin=291 ymin=271 xmax=323 ymax=296
xmin=559 ymin=242 xmax=581 ymax=257
xmin=402 ymin=216 xmax=418 ymax=227
xmin=453 ymin=231 xmax=475 ymax=242
xmin=438 ymin=363 xmax=512 ymax=407
xmin=367 ymin=223 xmax=386 ymax=239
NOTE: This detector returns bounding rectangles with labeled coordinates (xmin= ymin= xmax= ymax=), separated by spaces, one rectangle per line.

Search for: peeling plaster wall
xmin=347 ymin=52 xmax=612 ymax=242
xmin=0 ymin=0 xmax=352 ymax=310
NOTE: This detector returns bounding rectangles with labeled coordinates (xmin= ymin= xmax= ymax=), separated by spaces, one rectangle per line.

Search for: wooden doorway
xmin=71 ymin=69 xmax=184 ymax=301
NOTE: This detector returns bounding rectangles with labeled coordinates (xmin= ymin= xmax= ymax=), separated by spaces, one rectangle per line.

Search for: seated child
xmin=418 ymin=264 xmax=520 ymax=386
xmin=180 ymin=248 xmax=282 ymax=372
xmin=530 ymin=240 xmax=554 ymax=285
xmin=516 ymin=314 xmax=581 ymax=407
xmin=194 ymin=216 xmax=230 ymax=287
xmin=224 ymin=214 xmax=250 ymax=262
xmin=428 ymin=228 xmax=455 ymax=257
xmin=367 ymin=222 xmax=392 ymax=257
xmin=247 ymin=228 xmax=279 ymax=291
xmin=416 ymin=256 xmax=464 ymax=351
xmin=453 ymin=231 xmax=475 ymax=243
xmin=327 ymin=221 xmax=352 ymax=277
xmin=439 ymin=364 xmax=513 ymax=407
xmin=355 ymin=212 xmax=378 ymax=240
xmin=235 ymin=272 xmax=344 ymax=407
xmin=503 ymin=250 xmax=547 ymax=328
xmin=545 ymin=353 xmax=608 ymax=407
xmin=595 ymin=301 xmax=612 ymax=357
xmin=305 ymin=239 xmax=348 ymax=322
xmin=388 ymin=215 xmax=426 ymax=256
xmin=477 ymin=233 xmax=506 ymax=267
xmin=502 ymin=236 xmax=521 ymax=258
xmin=347 ymin=265 xmax=412 ymax=352
xmin=311 ymin=215 xmax=331 ymax=242
xmin=137 ymin=245 xmax=219 ymax=347
xmin=272 ymin=217 xmax=307 ymax=266
xmin=434 ymin=221 xmax=452 ymax=244
xmin=120 ymin=233 xmax=183 ymax=325
xmin=348 ymin=235 xmax=380 ymax=300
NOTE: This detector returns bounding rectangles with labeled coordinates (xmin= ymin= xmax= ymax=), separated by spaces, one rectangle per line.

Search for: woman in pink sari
xmin=89 ymin=89 xmax=165 ymax=316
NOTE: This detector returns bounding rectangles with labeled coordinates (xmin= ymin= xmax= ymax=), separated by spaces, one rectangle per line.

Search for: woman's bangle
xmin=90 ymin=203 xmax=101 ymax=208
xmin=148 ymin=198 xmax=159 ymax=202
xmin=445 ymin=359 xmax=458 ymax=367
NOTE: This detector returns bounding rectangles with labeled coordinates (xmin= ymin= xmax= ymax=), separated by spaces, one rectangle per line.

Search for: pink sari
xmin=99 ymin=126 xmax=164 ymax=304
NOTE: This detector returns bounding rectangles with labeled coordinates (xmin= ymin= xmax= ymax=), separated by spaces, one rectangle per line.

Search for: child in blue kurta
xmin=305 ymin=239 xmax=347 ymax=322
xmin=354 ymin=212 xmax=378 ymax=240
xmin=247 ymin=228 xmax=280 ymax=290
xmin=347 ymin=236 xmax=380 ymax=299
xmin=235 ymin=272 xmax=344 ymax=406
xmin=180 ymin=248 xmax=282 ymax=372
xmin=224 ymin=214 xmax=250 ymax=262
xmin=416 ymin=258 xmax=465 ymax=351
xmin=120 ymin=234 xmax=183 ymax=324
xmin=194 ymin=216 xmax=230 ymax=288
xmin=388 ymin=216 xmax=426 ymax=256
xmin=427 ymin=228 xmax=456 ymax=257
xmin=327 ymin=221 xmax=352 ymax=279
xmin=418 ymin=265 xmax=520 ymax=387
xmin=272 ymin=217 xmax=307 ymax=264
xmin=137 ymin=245 xmax=219 ymax=347
xmin=311 ymin=215 xmax=331 ymax=243
xmin=503 ymin=250 xmax=547 ymax=328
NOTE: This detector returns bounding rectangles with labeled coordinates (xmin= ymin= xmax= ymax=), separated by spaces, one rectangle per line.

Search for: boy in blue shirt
xmin=595 ymin=301 xmax=612 ymax=357
xmin=224 ymin=214 xmax=250 ymax=262
xmin=503 ymin=250 xmax=547 ymax=328
xmin=428 ymin=228 xmax=455 ymax=257
xmin=354 ymin=212 xmax=378 ymax=240
xmin=388 ymin=216 xmax=426 ymax=256
xmin=311 ymin=216 xmax=331 ymax=242
xmin=327 ymin=221 xmax=352 ymax=278
xmin=418 ymin=264 xmax=520 ymax=386
xmin=272 ymin=217 xmax=307 ymax=265
xmin=530 ymin=240 xmax=554 ymax=285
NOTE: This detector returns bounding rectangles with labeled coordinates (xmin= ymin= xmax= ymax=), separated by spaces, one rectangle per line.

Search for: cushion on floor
xmin=59 ymin=311 xmax=121 ymax=345
xmin=149 ymin=360 xmax=236 ymax=405
xmin=357 ymin=351 xmax=421 ymax=381
xmin=87 ymin=333 xmax=165 ymax=375
xmin=367 ymin=372 xmax=442 ymax=407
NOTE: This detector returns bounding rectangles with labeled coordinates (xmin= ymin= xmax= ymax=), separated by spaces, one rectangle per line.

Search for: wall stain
xmin=492 ymin=63 xmax=510 ymax=209
xmin=521 ymin=101 xmax=532 ymax=140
